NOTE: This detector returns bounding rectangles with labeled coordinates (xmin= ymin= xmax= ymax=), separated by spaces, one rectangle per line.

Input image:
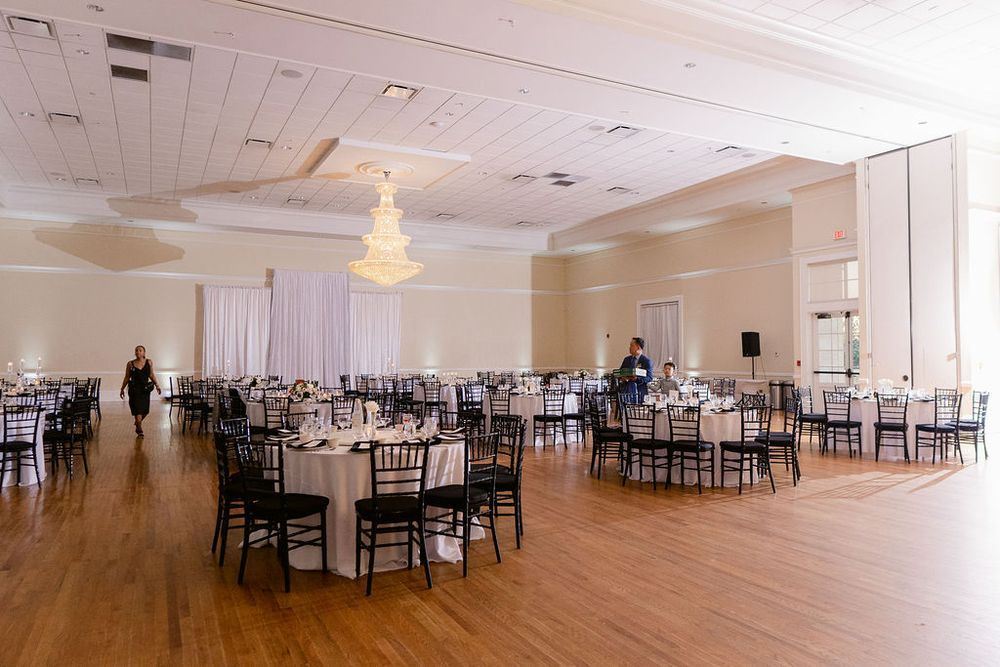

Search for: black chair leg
xmin=237 ymin=521 xmax=251 ymax=585
xmin=279 ymin=522 xmax=291 ymax=593
xmin=489 ymin=510 xmax=502 ymax=564
xmin=365 ymin=520 xmax=378 ymax=596
xmin=418 ymin=516 xmax=432 ymax=589
xmin=320 ymin=512 xmax=328 ymax=574
xmin=355 ymin=516 xmax=362 ymax=579
xmin=461 ymin=513 xmax=470 ymax=578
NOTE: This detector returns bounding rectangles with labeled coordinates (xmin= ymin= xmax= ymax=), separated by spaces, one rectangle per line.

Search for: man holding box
xmin=618 ymin=336 xmax=653 ymax=402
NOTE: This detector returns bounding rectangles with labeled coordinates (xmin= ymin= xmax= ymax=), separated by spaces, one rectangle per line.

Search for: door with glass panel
xmin=812 ymin=311 xmax=861 ymax=393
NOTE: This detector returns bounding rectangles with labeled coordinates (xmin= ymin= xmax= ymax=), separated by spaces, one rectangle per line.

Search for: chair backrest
xmin=2 ymin=405 xmax=42 ymax=443
xmin=233 ymin=437 xmax=285 ymax=502
xmin=356 ymin=375 xmax=370 ymax=395
xmin=738 ymin=392 xmax=766 ymax=407
xmin=875 ymin=392 xmax=908 ymax=425
xmin=218 ymin=417 xmax=251 ymax=441
xmin=542 ymin=387 xmax=566 ymax=416
xmin=339 ymin=374 xmax=352 ymax=392
xmin=367 ymin=440 xmax=431 ymax=511
xmin=667 ymin=403 xmax=701 ymax=443
xmin=622 ymin=403 xmax=656 ymax=440
xmin=263 ymin=395 xmax=289 ymax=430
xmin=488 ymin=388 xmax=511 ymax=416
xmin=421 ymin=379 xmax=442 ymax=402
xmin=782 ymin=395 xmax=800 ymax=439
xmin=330 ymin=396 xmax=355 ymax=424
xmin=935 ymin=387 xmax=959 ymax=398
xmin=797 ymin=386 xmax=816 ymax=413
xmin=216 ymin=392 xmax=234 ymax=423
xmin=458 ymin=382 xmax=484 ymax=412
xmin=464 ymin=432 xmax=500 ymax=498
xmin=823 ymin=391 xmax=851 ymax=421
xmin=689 ymin=381 xmax=709 ymax=402
xmin=34 ymin=387 xmax=60 ymax=413
xmin=228 ymin=388 xmax=248 ymax=418
xmin=490 ymin=414 xmax=526 ymax=477
xmin=739 ymin=403 xmax=771 ymax=441
xmin=585 ymin=390 xmax=609 ymax=428
xmin=933 ymin=391 xmax=961 ymax=424
xmin=283 ymin=409 xmax=318 ymax=430
xmin=971 ymin=391 xmax=990 ymax=425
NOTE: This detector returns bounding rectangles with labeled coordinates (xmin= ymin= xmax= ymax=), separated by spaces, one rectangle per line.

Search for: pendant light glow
xmin=348 ymin=173 xmax=423 ymax=286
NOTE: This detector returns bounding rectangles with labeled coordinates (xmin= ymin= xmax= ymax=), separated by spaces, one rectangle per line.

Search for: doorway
xmin=811 ymin=311 xmax=861 ymax=393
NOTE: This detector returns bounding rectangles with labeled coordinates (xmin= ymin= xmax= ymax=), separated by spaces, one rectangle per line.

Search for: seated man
xmin=618 ymin=337 xmax=653 ymax=402
xmin=655 ymin=361 xmax=681 ymax=394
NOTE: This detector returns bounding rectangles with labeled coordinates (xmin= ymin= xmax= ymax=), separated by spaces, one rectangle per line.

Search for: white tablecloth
xmin=484 ymin=393 xmax=581 ymax=446
xmin=851 ymin=398 xmax=935 ymax=460
xmin=281 ymin=436 xmax=482 ymax=577
xmin=412 ymin=384 xmax=459 ymax=414
xmin=246 ymin=401 xmax=333 ymax=428
xmin=621 ymin=409 xmax=745 ymax=486
xmin=1 ymin=408 xmax=47 ymax=487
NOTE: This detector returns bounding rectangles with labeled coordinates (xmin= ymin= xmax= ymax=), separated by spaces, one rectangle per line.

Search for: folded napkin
xmin=266 ymin=434 xmax=298 ymax=442
xmin=287 ymin=439 xmax=325 ymax=449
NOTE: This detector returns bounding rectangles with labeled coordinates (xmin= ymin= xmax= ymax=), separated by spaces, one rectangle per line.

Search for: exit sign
xmin=833 ymin=229 xmax=846 ymax=240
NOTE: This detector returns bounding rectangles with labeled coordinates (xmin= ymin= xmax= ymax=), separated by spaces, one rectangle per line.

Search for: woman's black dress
xmin=128 ymin=360 xmax=152 ymax=417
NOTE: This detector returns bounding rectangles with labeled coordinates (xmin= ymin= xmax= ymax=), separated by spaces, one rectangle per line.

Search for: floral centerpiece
xmin=247 ymin=375 xmax=267 ymax=389
xmin=288 ymin=379 xmax=317 ymax=403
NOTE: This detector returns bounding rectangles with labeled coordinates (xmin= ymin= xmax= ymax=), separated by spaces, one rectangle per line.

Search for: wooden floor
xmin=2 ymin=402 xmax=999 ymax=665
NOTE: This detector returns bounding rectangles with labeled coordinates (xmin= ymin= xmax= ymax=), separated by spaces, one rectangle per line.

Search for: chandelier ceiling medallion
xmin=348 ymin=169 xmax=424 ymax=287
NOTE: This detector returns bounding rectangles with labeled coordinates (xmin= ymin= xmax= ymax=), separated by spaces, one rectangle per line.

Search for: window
xmin=808 ymin=259 xmax=858 ymax=302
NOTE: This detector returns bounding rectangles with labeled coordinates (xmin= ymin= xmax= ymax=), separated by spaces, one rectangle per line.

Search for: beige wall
xmin=562 ymin=209 xmax=794 ymax=378
xmin=0 ymin=217 xmax=565 ymax=392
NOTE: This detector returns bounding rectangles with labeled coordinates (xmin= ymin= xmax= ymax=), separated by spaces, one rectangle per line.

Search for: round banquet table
xmin=0 ymin=407 xmax=47 ymax=487
xmin=245 ymin=400 xmax=333 ymax=428
xmin=621 ymin=408 xmax=747 ymax=486
xmin=412 ymin=384 xmax=459 ymax=414
xmin=484 ymin=392 xmax=581 ymax=446
xmin=278 ymin=433 xmax=483 ymax=577
xmin=851 ymin=397 xmax=936 ymax=460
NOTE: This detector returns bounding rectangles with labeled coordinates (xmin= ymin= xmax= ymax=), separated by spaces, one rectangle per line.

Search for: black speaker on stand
xmin=741 ymin=331 xmax=761 ymax=379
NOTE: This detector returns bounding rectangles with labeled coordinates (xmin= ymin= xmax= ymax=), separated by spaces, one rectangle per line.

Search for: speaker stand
xmin=750 ymin=356 xmax=756 ymax=380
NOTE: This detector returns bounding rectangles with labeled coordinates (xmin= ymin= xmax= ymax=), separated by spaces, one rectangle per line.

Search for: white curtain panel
xmin=202 ymin=285 xmax=271 ymax=377
xmin=351 ymin=290 xmax=401 ymax=375
xmin=638 ymin=301 xmax=680 ymax=369
xmin=267 ymin=269 xmax=351 ymax=387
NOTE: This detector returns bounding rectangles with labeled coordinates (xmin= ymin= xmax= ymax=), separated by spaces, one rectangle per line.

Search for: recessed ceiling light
xmin=477 ymin=171 xmax=488 ymax=176
xmin=75 ymin=177 xmax=100 ymax=185
xmin=105 ymin=171 xmax=115 ymax=176
xmin=249 ymin=195 xmax=258 ymax=200
xmin=518 ymin=88 xmax=530 ymax=95
xmin=86 ymin=4 xmax=104 ymax=12
xmin=55 ymin=177 xmax=66 ymax=181
xmin=280 ymin=145 xmax=293 ymax=150
xmin=244 ymin=138 xmax=272 ymax=149
xmin=48 ymin=112 xmax=81 ymax=124
xmin=684 ymin=62 xmax=697 ymax=68
xmin=429 ymin=121 xmax=446 ymax=128
xmin=18 ymin=111 xmax=34 ymax=118
xmin=917 ymin=120 xmax=928 ymax=125
xmin=780 ymin=141 xmax=790 ymax=145
xmin=76 ymin=49 xmax=90 ymax=55
xmin=280 ymin=69 xmax=302 ymax=78
xmin=380 ymin=83 xmax=419 ymax=100
xmin=286 ymin=197 xmax=307 ymax=205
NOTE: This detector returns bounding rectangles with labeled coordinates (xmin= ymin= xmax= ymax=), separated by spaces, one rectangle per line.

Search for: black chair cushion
xmin=223 ymin=476 xmax=273 ymax=498
xmin=801 ymin=413 xmax=827 ymax=423
xmin=475 ymin=472 xmax=517 ymax=492
xmin=630 ymin=437 xmax=670 ymax=450
xmin=754 ymin=434 xmax=792 ymax=445
xmin=534 ymin=414 xmax=562 ymax=423
xmin=251 ymin=492 xmax=329 ymax=520
xmin=595 ymin=427 xmax=632 ymax=442
xmin=563 ymin=412 xmax=585 ymax=420
xmin=915 ymin=423 xmax=957 ymax=433
xmin=354 ymin=495 xmax=421 ymax=522
xmin=720 ymin=440 xmax=766 ymax=453
xmin=425 ymin=484 xmax=489 ymax=509
xmin=0 ymin=440 xmax=36 ymax=452
xmin=669 ymin=439 xmax=713 ymax=452
xmin=827 ymin=419 xmax=861 ymax=429
xmin=951 ymin=420 xmax=980 ymax=431
xmin=874 ymin=421 xmax=907 ymax=432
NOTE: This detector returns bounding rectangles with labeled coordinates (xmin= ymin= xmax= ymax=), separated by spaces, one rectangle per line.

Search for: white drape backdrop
xmin=351 ymin=291 xmax=401 ymax=375
xmin=267 ymin=270 xmax=351 ymax=387
xmin=202 ymin=285 xmax=271 ymax=377
xmin=638 ymin=300 xmax=680 ymax=369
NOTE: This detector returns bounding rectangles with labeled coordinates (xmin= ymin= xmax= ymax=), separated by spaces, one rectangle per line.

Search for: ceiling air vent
xmin=714 ymin=145 xmax=744 ymax=154
xmin=6 ymin=16 xmax=55 ymax=38
xmin=551 ymin=180 xmax=576 ymax=187
xmin=380 ymin=84 xmax=419 ymax=100
xmin=607 ymin=186 xmax=632 ymax=194
xmin=111 ymin=64 xmax=149 ymax=82
xmin=48 ymin=112 xmax=81 ymax=125
xmin=515 ymin=220 xmax=540 ymax=227
xmin=106 ymin=33 xmax=192 ymax=61
xmin=435 ymin=213 xmax=456 ymax=220
xmin=544 ymin=171 xmax=570 ymax=179
xmin=511 ymin=174 xmax=536 ymax=183
xmin=285 ymin=197 xmax=307 ymax=206
xmin=606 ymin=125 xmax=641 ymax=138
xmin=75 ymin=177 xmax=100 ymax=185
xmin=244 ymin=138 xmax=272 ymax=149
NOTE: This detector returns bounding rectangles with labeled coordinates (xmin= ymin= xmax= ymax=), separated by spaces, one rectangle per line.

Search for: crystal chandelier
xmin=348 ymin=171 xmax=423 ymax=286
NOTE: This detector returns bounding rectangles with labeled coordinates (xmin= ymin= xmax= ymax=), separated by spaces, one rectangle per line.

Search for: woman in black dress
xmin=119 ymin=345 xmax=161 ymax=436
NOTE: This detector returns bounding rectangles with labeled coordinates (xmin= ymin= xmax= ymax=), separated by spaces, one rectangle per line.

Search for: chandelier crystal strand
xmin=348 ymin=172 xmax=424 ymax=286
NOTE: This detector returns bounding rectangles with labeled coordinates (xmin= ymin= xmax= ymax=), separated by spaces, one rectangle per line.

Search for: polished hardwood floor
xmin=1 ymin=402 xmax=998 ymax=665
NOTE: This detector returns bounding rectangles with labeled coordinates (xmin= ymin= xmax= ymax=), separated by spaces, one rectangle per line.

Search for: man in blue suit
xmin=619 ymin=337 xmax=654 ymax=402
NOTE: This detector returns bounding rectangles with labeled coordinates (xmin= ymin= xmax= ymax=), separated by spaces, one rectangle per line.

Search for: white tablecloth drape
xmin=851 ymin=398 xmax=936 ymax=460
xmin=1 ymin=408 xmax=47 ymax=487
xmin=245 ymin=400 xmax=333 ymax=428
xmin=484 ymin=393 xmax=581 ymax=446
xmin=282 ymin=440 xmax=482 ymax=577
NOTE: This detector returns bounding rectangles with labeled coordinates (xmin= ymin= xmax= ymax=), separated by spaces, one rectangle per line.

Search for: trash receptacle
xmin=780 ymin=380 xmax=795 ymax=410
xmin=769 ymin=380 xmax=782 ymax=408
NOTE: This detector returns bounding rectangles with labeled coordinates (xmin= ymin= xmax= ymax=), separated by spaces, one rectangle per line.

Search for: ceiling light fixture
xmin=684 ymin=62 xmax=697 ymax=68
xmin=280 ymin=69 xmax=302 ymax=78
xmin=380 ymin=84 xmax=419 ymax=100
xmin=917 ymin=120 xmax=928 ymax=125
xmin=280 ymin=145 xmax=294 ymax=150
xmin=349 ymin=171 xmax=423 ymax=287
xmin=76 ymin=49 xmax=90 ymax=55
xmin=518 ymin=88 xmax=530 ymax=95
xmin=86 ymin=4 xmax=104 ymax=12
xmin=429 ymin=121 xmax=446 ymax=128
xmin=435 ymin=213 xmax=456 ymax=220
xmin=780 ymin=141 xmax=790 ymax=145
xmin=18 ymin=111 xmax=34 ymax=117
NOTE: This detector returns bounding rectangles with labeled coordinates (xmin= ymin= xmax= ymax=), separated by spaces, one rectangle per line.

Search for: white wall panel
xmin=866 ymin=149 xmax=912 ymax=385
xmin=908 ymin=137 xmax=958 ymax=389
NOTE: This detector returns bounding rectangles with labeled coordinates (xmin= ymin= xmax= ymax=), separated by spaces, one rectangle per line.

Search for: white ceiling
xmin=0 ymin=0 xmax=993 ymax=252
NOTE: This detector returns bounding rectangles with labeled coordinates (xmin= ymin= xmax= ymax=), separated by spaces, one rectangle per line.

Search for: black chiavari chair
xmin=915 ymin=390 xmax=961 ymax=463
xmin=666 ymin=403 xmax=715 ymax=494
xmin=796 ymin=386 xmax=827 ymax=450
xmin=1 ymin=405 xmax=42 ymax=488
xmin=587 ymin=391 xmax=631 ymax=480
xmin=874 ymin=391 xmax=909 ymax=463
xmin=533 ymin=387 xmax=566 ymax=449
xmin=620 ymin=402 xmax=670 ymax=489
xmin=822 ymin=391 xmax=861 ymax=457
xmin=485 ymin=414 xmax=527 ymax=548
xmin=720 ymin=404 xmax=774 ymax=494
xmin=952 ymin=391 xmax=989 ymax=462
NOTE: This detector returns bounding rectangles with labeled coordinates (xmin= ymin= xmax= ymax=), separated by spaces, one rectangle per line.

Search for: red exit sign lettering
xmin=833 ymin=229 xmax=846 ymax=240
